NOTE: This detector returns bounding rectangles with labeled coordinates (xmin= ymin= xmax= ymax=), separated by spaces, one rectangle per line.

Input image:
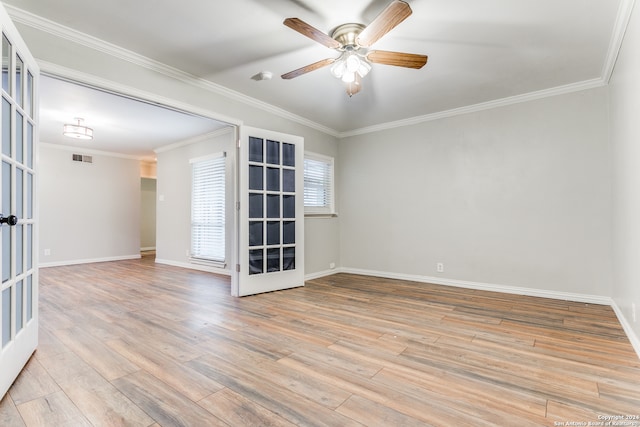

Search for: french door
xmin=0 ymin=4 xmax=39 ymax=399
xmin=232 ymin=126 xmax=304 ymax=296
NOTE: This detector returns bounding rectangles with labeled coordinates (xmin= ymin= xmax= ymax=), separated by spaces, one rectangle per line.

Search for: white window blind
xmin=304 ymin=152 xmax=334 ymax=215
xmin=190 ymin=152 xmax=226 ymax=263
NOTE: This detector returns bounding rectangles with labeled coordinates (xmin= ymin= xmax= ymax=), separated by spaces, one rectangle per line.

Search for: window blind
xmin=304 ymin=153 xmax=334 ymax=214
xmin=191 ymin=153 xmax=225 ymax=263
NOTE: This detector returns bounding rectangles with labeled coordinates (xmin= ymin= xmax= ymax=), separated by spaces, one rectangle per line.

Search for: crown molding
xmin=338 ymin=78 xmax=607 ymax=138
xmin=39 ymin=141 xmax=144 ymax=160
xmin=602 ymin=0 xmax=637 ymax=82
xmin=38 ymin=60 xmax=243 ymax=128
xmin=154 ymin=128 xmax=234 ymax=154
xmin=5 ymin=5 xmax=339 ymax=138
xmin=7 ymin=1 xmax=635 ymax=139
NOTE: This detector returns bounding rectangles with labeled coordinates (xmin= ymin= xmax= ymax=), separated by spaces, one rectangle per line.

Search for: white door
xmin=0 ymin=4 xmax=39 ymax=399
xmin=232 ymin=126 xmax=304 ymax=297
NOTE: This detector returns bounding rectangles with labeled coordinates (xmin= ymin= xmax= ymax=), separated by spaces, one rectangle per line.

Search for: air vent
xmin=72 ymin=154 xmax=93 ymax=163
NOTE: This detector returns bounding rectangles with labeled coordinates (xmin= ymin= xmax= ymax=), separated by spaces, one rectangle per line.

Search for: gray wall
xmin=610 ymin=3 xmax=640 ymax=348
xmin=140 ymin=178 xmax=156 ymax=250
xmin=39 ymin=145 xmax=141 ymax=265
xmin=18 ymin=20 xmax=341 ymax=277
xmin=338 ymin=87 xmax=612 ymax=297
xmin=155 ymin=131 xmax=235 ymax=272
xmin=304 ymin=137 xmax=341 ymax=277
xmin=25 ymin=10 xmax=640 ymax=357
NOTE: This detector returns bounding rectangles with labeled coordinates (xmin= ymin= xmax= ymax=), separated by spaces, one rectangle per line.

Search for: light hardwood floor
xmin=1 ymin=254 xmax=639 ymax=426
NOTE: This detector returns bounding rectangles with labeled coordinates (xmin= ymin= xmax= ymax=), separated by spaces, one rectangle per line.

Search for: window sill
xmin=190 ymin=257 xmax=226 ymax=269
xmin=304 ymin=212 xmax=338 ymax=219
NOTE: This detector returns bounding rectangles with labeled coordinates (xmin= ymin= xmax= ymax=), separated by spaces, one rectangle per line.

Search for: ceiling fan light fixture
xmin=331 ymin=51 xmax=371 ymax=84
xmin=281 ymin=1 xmax=426 ymax=97
xmin=341 ymin=71 xmax=356 ymax=83
xmin=330 ymin=59 xmax=346 ymax=79
xmin=345 ymin=53 xmax=361 ymax=73
xmin=357 ymin=60 xmax=372 ymax=78
xmin=63 ymin=118 xmax=93 ymax=140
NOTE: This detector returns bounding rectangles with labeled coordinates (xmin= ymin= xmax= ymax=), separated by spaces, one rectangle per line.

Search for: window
xmin=304 ymin=152 xmax=335 ymax=215
xmin=190 ymin=152 xmax=226 ymax=264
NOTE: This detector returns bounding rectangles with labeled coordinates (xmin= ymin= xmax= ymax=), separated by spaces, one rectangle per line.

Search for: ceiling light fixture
xmin=282 ymin=2 xmax=428 ymax=97
xmin=330 ymin=50 xmax=372 ymax=84
xmin=328 ymin=24 xmax=373 ymax=97
xmin=63 ymin=117 xmax=93 ymax=140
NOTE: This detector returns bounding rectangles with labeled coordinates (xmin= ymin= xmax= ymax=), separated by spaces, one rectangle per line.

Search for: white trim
xmin=189 ymin=151 xmax=225 ymax=164
xmin=155 ymin=128 xmax=234 ymax=154
xmin=304 ymin=151 xmax=334 ymax=164
xmin=304 ymin=268 xmax=339 ymax=281
xmin=140 ymin=247 xmax=156 ymax=252
xmin=304 ymin=151 xmax=336 ymax=215
xmin=8 ymin=4 xmax=633 ymax=140
xmin=5 ymin=5 xmax=338 ymax=138
xmin=610 ymin=301 xmax=640 ymax=359
xmin=189 ymin=257 xmax=226 ymax=269
xmin=313 ymin=267 xmax=640 ymax=359
xmin=39 ymin=254 xmax=141 ymax=268
xmin=39 ymin=61 xmax=243 ymax=128
xmin=602 ymin=0 xmax=637 ymax=82
xmin=39 ymin=141 xmax=143 ymax=160
xmin=340 ymin=267 xmax=612 ymax=305
xmin=155 ymin=258 xmax=231 ymax=276
xmin=338 ymin=79 xmax=606 ymax=138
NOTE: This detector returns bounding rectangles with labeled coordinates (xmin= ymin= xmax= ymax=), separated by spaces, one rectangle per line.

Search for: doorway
xmin=39 ymin=73 xmax=306 ymax=297
xmin=140 ymin=176 xmax=157 ymax=254
xmin=38 ymin=74 xmax=235 ymax=268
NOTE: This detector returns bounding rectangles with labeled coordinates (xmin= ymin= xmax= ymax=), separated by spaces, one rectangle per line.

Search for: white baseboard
xmin=305 ymin=268 xmax=340 ymax=281
xmin=154 ymin=258 xmax=231 ymax=276
xmin=610 ymin=301 xmax=640 ymax=359
xmin=39 ymin=254 xmax=141 ymax=268
xmin=140 ymin=247 xmax=156 ymax=251
xmin=340 ymin=267 xmax=612 ymax=305
xmin=335 ymin=267 xmax=640 ymax=359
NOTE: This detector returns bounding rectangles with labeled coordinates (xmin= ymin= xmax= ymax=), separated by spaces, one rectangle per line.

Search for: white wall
xmin=39 ymin=145 xmax=141 ymax=265
xmin=610 ymin=3 xmax=640 ymax=349
xmin=155 ymin=130 xmax=235 ymax=273
xmin=140 ymin=178 xmax=156 ymax=250
xmin=339 ymin=87 xmax=612 ymax=297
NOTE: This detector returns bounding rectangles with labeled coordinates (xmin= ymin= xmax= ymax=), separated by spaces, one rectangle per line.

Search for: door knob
xmin=0 ymin=214 xmax=17 ymax=226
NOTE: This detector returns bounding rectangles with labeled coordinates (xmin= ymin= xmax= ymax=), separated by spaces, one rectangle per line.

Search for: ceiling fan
xmin=281 ymin=0 xmax=428 ymax=96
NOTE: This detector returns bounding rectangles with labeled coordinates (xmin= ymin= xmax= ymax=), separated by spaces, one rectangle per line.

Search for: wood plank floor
xmin=1 ymin=254 xmax=639 ymax=426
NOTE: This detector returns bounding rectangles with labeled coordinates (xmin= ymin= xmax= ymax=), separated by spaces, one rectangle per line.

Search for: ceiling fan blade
xmin=281 ymin=58 xmax=336 ymax=79
xmin=356 ymin=0 xmax=412 ymax=48
xmin=283 ymin=18 xmax=341 ymax=49
xmin=367 ymin=50 xmax=428 ymax=69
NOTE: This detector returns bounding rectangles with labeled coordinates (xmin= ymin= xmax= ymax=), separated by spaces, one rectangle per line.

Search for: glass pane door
xmin=0 ymin=2 xmax=39 ymax=400
xmin=233 ymin=126 xmax=304 ymax=297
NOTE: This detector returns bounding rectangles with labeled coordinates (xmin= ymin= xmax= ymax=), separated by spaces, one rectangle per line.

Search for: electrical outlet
xmin=44 ymin=249 xmax=51 ymax=256
xmin=329 ymin=262 xmax=336 ymax=269
xmin=437 ymin=262 xmax=444 ymax=273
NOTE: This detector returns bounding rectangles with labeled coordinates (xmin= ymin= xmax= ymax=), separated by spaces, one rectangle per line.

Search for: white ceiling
xmin=39 ymin=76 xmax=230 ymax=160
xmin=3 ymin=0 xmax=628 ymax=157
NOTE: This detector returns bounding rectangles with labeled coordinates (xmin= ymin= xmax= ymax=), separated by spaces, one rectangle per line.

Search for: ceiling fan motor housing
xmin=330 ymin=23 xmax=366 ymax=49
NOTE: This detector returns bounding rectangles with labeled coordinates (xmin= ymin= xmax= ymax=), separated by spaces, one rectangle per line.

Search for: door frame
xmin=37 ymin=64 xmax=250 ymax=293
